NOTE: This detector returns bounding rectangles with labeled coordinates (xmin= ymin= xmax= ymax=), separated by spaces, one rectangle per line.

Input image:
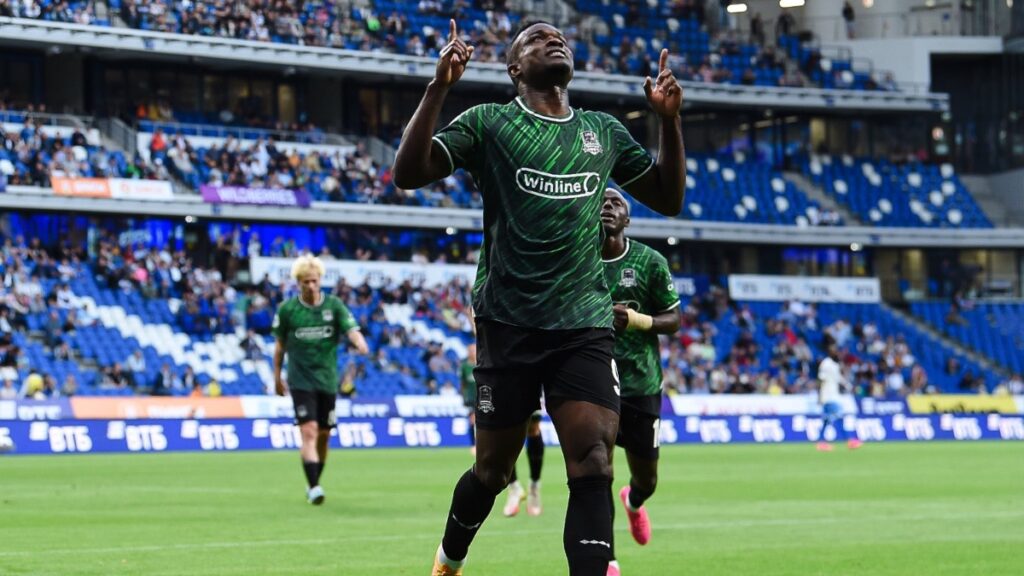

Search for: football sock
xmin=302 ymin=460 xmax=321 ymax=488
xmin=441 ymin=469 xmax=500 ymax=562
xmin=608 ymin=484 xmax=617 ymax=561
xmin=318 ymin=460 xmax=325 ymax=479
xmin=628 ymin=481 xmax=655 ymax=510
xmin=526 ymin=434 xmax=544 ymax=482
xmin=564 ymin=475 xmax=613 ymax=575
xmin=509 ymin=466 xmax=518 ymax=485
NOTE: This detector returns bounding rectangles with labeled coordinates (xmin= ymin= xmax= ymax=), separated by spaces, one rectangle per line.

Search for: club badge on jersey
xmin=322 ymin=309 xmax=333 ymax=322
xmin=581 ymin=130 xmax=603 ymax=155
xmin=620 ymin=268 xmax=637 ymax=288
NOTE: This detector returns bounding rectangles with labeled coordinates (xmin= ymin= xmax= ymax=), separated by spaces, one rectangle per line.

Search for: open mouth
xmin=546 ymin=48 xmax=568 ymax=58
xmin=600 ymin=212 xmax=615 ymax=221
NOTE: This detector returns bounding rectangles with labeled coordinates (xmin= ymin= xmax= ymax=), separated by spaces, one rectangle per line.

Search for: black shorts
xmin=473 ymin=320 xmax=620 ymax=430
xmin=615 ymin=395 xmax=662 ymax=461
xmin=290 ymin=389 xmax=337 ymax=430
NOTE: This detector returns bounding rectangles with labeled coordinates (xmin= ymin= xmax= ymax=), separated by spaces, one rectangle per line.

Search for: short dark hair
xmin=506 ymin=19 xmax=556 ymax=67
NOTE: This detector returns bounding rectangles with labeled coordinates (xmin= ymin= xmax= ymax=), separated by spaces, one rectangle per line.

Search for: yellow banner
xmin=907 ymin=395 xmax=1018 ymax=414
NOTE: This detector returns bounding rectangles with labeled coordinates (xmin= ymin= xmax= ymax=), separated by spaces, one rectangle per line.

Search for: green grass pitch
xmin=1 ymin=442 xmax=1022 ymax=575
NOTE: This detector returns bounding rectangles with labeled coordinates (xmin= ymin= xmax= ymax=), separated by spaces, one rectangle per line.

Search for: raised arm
xmin=393 ymin=19 xmax=475 ymax=190
xmin=622 ymin=49 xmax=685 ymax=217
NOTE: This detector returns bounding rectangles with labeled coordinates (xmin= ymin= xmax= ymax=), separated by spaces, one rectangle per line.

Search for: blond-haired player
xmin=273 ymin=254 xmax=369 ymax=504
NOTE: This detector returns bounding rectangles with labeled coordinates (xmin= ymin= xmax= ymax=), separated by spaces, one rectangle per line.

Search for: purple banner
xmin=200 ymin=185 xmax=311 ymax=208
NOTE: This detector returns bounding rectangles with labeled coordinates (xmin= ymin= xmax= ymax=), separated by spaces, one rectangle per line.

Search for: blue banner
xmin=0 ymin=399 xmax=74 ymax=421
xmin=1 ymin=414 xmax=1021 ymax=456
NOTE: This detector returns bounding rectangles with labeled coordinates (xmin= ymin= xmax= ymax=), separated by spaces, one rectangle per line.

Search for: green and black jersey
xmin=272 ymin=294 xmax=359 ymax=394
xmin=603 ymin=239 xmax=679 ymax=399
xmin=433 ymin=98 xmax=654 ymax=330
xmin=459 ymin=360 xmax=476 ymax=408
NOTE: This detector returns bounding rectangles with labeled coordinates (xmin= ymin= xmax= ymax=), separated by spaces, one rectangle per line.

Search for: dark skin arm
xmin=392 ymin=19 xmax=474 ymax=190
xmin=612 ymin=304 xmax=681 ymax=335
xmin=622 ymin=49 xmax=685 ymax=217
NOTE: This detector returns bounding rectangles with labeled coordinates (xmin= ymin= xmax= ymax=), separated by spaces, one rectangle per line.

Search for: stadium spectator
xmin=101 ymin=362 xmax=134 ymax=389
xmin=62 ymin=374 xmax=78 ymax=397
xmin=126 ymin=350 xmax=147 ymax=383
xmin=0 ymin=377 xmax=17 ymax=399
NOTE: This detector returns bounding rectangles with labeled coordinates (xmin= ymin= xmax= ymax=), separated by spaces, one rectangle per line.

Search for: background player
xmin=817 ymin=346 xmax=862 ymax=452
xmin=460 ymin=343 xmax=477 ymax=455
xmin=273 ymin=255 xmax=370 ymax=504
xmin=393 ymin=17 xmax=684 ymax=576
xmin=600 ymin=188 xmax=681 ymax=575
xmin=502 ymin=411 xmax=544 ymax=517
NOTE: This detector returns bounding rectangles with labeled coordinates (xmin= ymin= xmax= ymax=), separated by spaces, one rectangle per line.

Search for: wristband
xmin=625 ymin=308 xmax=654 ymax=331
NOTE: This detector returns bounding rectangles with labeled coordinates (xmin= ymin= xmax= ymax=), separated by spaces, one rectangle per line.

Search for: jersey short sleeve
xmin=335 ymin=300 xmax=359 ymax=333
xmin=432 ymin=105 xmax=486 ymax=174
xmin=271 ymin=302 xmax=288 ymax=340
xmin=607 ymin=115 xmax=655 ymax=188
xmin=648 ymin=255 xmax=680 ymax=313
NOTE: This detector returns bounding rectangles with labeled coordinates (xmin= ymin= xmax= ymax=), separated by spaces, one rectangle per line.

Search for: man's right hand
xmin=274 ymin=378 xmax=287 ymax=396
xmin=434 ymin=19 xmax=474 ymax=88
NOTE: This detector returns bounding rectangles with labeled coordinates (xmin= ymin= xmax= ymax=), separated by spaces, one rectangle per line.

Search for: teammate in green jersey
xmin=272 ymin=255 xmax=369 ymax=505
xmin=394 ymin=18 xmax=685 ymax=576
xmin=601 ymin=188 xmax=680 ymax=575
xmin=460 ymin=343 xmax=477 ymax=455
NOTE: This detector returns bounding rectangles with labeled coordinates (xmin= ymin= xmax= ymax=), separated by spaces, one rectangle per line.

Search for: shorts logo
xmin=322 ymin=310 xmax=334 ymax=322
xmin=581 ymin=130 xmax=603 ymax=155
xmin=620 ymin=268 xmax=637 ymax=288
xmin=296 ymin=405 xmax=309 ymax=419
xmin=611 ymin=359 xmax=620 ymax=396
xmin=477 ymin=384 xmax=495 ymax=414
xmin=515 ymin=168 xmax=601 ymax=200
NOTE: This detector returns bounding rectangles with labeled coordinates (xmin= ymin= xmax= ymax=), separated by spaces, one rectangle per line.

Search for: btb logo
xmin=581 ymin=130 xmax=603 ymax=155
xmin=477 ymin=385 xmax=495 ymax=414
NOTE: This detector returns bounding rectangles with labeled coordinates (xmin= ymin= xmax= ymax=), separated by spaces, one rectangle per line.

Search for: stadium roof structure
xmin=0 ymin=17 xmax=948 ymax=114
xmin=4 ymin=185 xmax=1022 ymax=249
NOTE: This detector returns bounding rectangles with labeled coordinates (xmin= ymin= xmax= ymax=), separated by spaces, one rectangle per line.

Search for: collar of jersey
xmin=297 ymin=292 xmax=325 ymax=309
xmin=514 ymin=97 xmax=575 ymax=123
xmin=602 ymin=238 xmax=631 ymax=263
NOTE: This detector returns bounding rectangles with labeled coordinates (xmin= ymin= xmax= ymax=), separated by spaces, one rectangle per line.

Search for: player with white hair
xmin=273 ymin=253 xmax=370 ymax=504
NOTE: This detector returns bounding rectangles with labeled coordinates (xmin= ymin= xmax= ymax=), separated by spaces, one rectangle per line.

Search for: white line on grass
xmin=1 ymin=510 xmax=1021 ymax=558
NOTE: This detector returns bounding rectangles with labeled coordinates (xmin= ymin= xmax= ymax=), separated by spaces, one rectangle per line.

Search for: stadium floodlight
xmin=779 ymin=0 xmax=805 ymax=7
xmin=727 ymin=3 xmax=748 ymax=13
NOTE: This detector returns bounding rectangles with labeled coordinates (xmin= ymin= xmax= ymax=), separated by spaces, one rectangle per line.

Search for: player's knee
xmin=568 ymin=441 xmax=612 ymax=479
xmin=473 ymin=462 xmax=512 ymax=493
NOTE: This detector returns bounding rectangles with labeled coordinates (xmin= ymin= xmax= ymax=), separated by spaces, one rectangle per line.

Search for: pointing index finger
xmin=659 ymin=48 xmax=669 ymax=72
xmin=449 ymin=19 xmax=457 ymax=42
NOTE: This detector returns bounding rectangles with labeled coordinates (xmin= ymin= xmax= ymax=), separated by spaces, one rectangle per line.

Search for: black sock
xmin=318 ymin=460 xmax=326 ymax=479
xmin=441 ymin=469 xmax=500 ymax=562
xmin=302 ymin=460 xmax=320 ymax=488
xmin=526 ymin=434 xmax=544 ymax=482
xmin=564 ymin=475 xmax=613 ymax=576
xmin=509 ymin=465 xmax=518 ymax=485
xmin=628 ymin=481 xmax=655 ymax=510
xmin=608 ymin=483 xmax=616 ymax=562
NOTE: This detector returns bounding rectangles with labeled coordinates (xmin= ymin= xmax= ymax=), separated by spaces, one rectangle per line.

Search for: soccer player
xmin=502 ymin=411 xmax=544 ymax=517
xmin=460 ymin=343 xmax=477 ymax=455
xmin=393 ymin=18 xmax=684 ymax=576
xmin=817 ymin=346 xmax=862 ymax=451
xmin=600 ymin=188 xmax=681 ymax=575
xmin=272 ymin=254 xmax=369 ymax=505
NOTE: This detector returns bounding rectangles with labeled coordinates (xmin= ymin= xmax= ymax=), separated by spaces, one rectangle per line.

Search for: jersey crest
xmin=322 ymin=309 xmax=333 ymax=322
xmin=620 ymin=268 xmax=637 ymax=288
xmin=581 ymin=130 xmax=603 ymax=155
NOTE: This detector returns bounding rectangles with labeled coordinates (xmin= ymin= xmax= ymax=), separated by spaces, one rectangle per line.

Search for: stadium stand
xmin=0 ymin=0 xmax=897 ymax=92
xmin=910 ymin=301 xmax=1024 ymax=376
xmin=0 ymin=227 xmax=1006 ymax=401
xmin=800 ymin=154 xmax=992 ymax=228
xmin=665 ymin=289 xmax=1000 ymax=396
